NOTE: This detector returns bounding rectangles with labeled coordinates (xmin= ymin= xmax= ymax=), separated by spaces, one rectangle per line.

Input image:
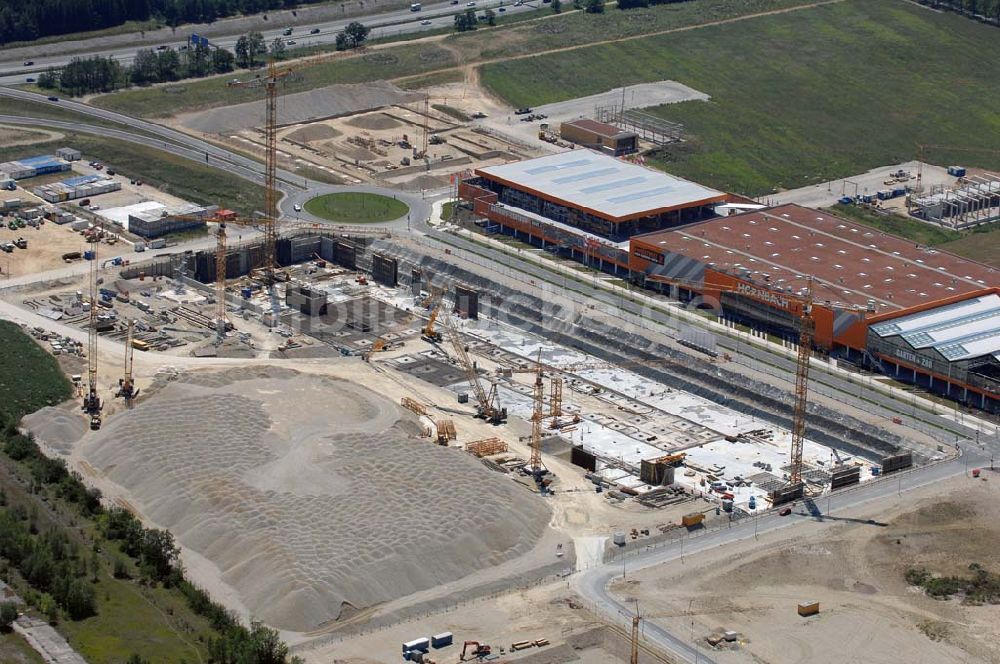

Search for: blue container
xmin=892 ymin=187 xmax=906 ymax=197
xmin=84 ymin=250 xmax=96 ymax=260
xmin=871 ymin=466 xmax=881 ymax=476
xmin=241 ymin=287 xmax=252 ymax=299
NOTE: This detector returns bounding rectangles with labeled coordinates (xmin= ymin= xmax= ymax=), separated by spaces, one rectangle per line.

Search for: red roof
xmin=632 ymin=204 xmax=998 ymax=313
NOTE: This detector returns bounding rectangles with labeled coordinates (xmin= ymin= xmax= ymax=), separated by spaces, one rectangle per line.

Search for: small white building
xmin=55 ymin=147 xmax=82 ymax=162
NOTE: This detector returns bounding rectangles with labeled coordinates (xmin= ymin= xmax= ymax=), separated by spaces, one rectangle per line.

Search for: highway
xmin=0 ymin=0 xmax=540 ymax=85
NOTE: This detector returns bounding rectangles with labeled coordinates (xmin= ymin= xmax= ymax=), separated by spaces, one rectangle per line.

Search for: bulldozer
xmin=460 ymin=641 xmax=491 ymax=661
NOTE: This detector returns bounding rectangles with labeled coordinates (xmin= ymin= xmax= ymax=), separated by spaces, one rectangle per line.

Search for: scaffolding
xmin=594 ymin=103 xmax=683 ymax=145
xmin=910 ymin=174 xmax=1000 ymax=229
xmin=465 ymin=437 xmax=508 ymax=457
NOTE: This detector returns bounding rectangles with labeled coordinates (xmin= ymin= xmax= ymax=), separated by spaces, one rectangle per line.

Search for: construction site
xmin=1 ymin=51 xmax=996 ymax=664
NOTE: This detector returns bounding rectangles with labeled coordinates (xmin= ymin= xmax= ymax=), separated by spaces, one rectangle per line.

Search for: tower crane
xmin=644 ymin=273 xmax=815 ymax=493
xmin=228 ymin=60 xmax=295 ymax=319
xmin=82 ymin=240 xmax=102 ymax=430
xmin=115 ymin=319 xmax=138 ymax=408
xmin=444 ymin=314 xmax=505 ymax=424
xmin=528 ymin=349 xmax=546 ymax=481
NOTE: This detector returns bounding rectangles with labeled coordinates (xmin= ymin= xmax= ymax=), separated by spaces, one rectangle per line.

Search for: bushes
xmin=906 ymin=564 xmax=1000 ymax=604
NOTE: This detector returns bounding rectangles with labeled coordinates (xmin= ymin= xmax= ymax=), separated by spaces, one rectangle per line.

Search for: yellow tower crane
xmin=82 ymin=239 xmax=102 ymax=430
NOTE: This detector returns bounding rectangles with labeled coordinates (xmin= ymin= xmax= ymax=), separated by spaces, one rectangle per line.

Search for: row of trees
xmin=37 ymin=42 xmax=236 ymax=95
xmin=0 ymin=0 xmax=330 ymax=44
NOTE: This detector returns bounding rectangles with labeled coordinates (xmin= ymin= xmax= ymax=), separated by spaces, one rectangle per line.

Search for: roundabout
xmin=302 ymin=192 xmax=410 ymax=224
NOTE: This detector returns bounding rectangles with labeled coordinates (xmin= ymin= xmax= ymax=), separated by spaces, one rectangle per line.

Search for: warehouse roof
xmin=870 ymin=292 xmax=1000 ymax=362
xmin=561 ymin=118 xmax=636 ymax=140
xmin=631 ymin=204 xmax=998 ymax=312
xmin=476 ymin=150 xmax=725 ymax=222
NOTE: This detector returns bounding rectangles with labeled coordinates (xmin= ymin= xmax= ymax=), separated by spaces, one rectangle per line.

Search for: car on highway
xmin=23 ymin=60 xmax=34 ymax=66
xmin=466 ymin=1 xmax=475 ymax=6
xmin=156 ymin=44 xmax=168 ymax=50
xmin=25 ymin=77 xmax=35 ymax=83
xmin=498 ymin=6 xmax=506 ymax=10
xmin=420 ymin=19 xmax=432 ymax=25
xmin=451 ymin=0 xmax=459 ymax=4
xmin=286 ymin=39 xmax=296 ymax=45
xmin=293 ymin=204 xmax=302 ymax=212
xmin=514 ymin=0 xmax=523 ymax=5
xmin=310 ymin=28 xmax=321 ymax=34
xmin=47 ymin=96 xmax=59 ymax=101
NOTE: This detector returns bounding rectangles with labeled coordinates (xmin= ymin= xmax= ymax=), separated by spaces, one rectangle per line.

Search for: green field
xmin=480 ymin=0 xmax=1000 ymax=196
xmin=0 ymin=131 xmax=265 ymax=216
xmin=304 ymin=192 xmax=409 ymax=223
xmin=0 ymin=321 xmax=71 ymax=424
xmin=0 ymin=632 xmax=46 ymax=664
xmin=89 ymin=0 xmax=809 ymax=117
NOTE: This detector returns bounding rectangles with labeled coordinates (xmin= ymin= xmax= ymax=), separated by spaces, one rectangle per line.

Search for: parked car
xmin=107 ymin=169 xmax=116 ymax=176
xmin=779 ymin=507 xmax=792 ymax=516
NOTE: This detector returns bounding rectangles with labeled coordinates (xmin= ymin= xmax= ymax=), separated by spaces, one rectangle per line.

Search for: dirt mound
xmin=327 ymin=142 xmax=378 ymax=161
xmin=79 ymin=368 xmax=550 ymax=631
xmin=398 ymin=174 xmax=449 ymax=191
xmin=345 ymin=113 xmax=402 ymax=130
xmin=22 ymin=406 xmax=87 ymax=454
xmin=285 ymin=124 xmax=342 ymax=143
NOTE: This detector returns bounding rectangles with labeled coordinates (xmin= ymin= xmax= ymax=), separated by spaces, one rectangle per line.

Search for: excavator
xmin=460 ymin=641 xmax=491 ymax=661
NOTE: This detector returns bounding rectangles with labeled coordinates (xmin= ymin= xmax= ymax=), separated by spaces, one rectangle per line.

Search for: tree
xmin=247 ymin=32 xmax=266 ymax=67
xmin=64 ymin=579 xmax=96 ymax=620
xmin=454 ymin=9 xmax=478 ymax=31
xmin=131 ymin=49 xmax=158 ymax=85
xmin=155 ymin=48 xmax=182 ymax=82
xmin=482 ymin=8 xmax=496 ymax=25
xmin=211 ymin=48 xmax=235 ymax=73
xmin=0 ymin=602 xmax=17 ymax=632
xmin=551 ymin=0 xmax=562 ymax=13
xmin=235 ymin=35 xmax=250 ymax=68
xmin=187 ymin=43 xmax=211 ymax=77
xmin=269 ymin=37 xmax=286 ymax=60
xmin=337 ymin=21 xmax=371 ymax=49
xmin=113 ymin=557 xmax=129 ymax=579
xmin=37 ymin=68 xmax=58 ymax=89
xmin=127 ymin=656 xmax=151 ymax=664
xmin=90 ymin=550 xmax=100 ymax=583
xmin=584 ymin=0 xmax=604 ymax=12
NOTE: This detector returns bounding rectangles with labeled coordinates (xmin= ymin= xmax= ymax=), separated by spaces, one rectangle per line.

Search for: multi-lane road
xmin=0 ymin=0 xmax=540 ymax=85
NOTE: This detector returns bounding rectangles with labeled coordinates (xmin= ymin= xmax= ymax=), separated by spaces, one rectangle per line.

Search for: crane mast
xmin=529 ymin=350 xmax=544 ymax=478
xmin=263 ymin=60 xmax=280 ymax=285
xmin=789 ymin=276 xmax=814 ymax=487
xmin=82 ymin=240 xmax=102 ymax=429
xmin=117 ymin=319 xmax=137 ymax=408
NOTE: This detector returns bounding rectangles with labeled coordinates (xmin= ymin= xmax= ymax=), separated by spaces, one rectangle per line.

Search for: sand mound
xmin=345 ymin=113 xmax=402 ymax=130
xmin=286 ymin=124 xmax=342 ymax=143
xmin=399 ymin=174 xmax=449 ymax=191
xmin=22 ymin=406 xmax=87 ymax=454
xmin=79 ymin=368 xmax=549 ymax=631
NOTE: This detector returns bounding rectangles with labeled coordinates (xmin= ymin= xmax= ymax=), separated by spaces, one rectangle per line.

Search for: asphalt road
xmin=573 ymin=449 xmax=991 ymax=664
xmin=0 ymin=0 xmax=540 ymax=85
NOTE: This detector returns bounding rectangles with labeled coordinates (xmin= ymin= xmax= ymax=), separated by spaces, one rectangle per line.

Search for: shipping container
xmin=682 ymin=513 xmax=705 ymax=528
xmin=403 ymin=637 xmax=430 ymax=654
xmin=431 ymin=632 xmax=453 ymax=648
xmin=797 ymin=601 xmax=819 ymax=617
